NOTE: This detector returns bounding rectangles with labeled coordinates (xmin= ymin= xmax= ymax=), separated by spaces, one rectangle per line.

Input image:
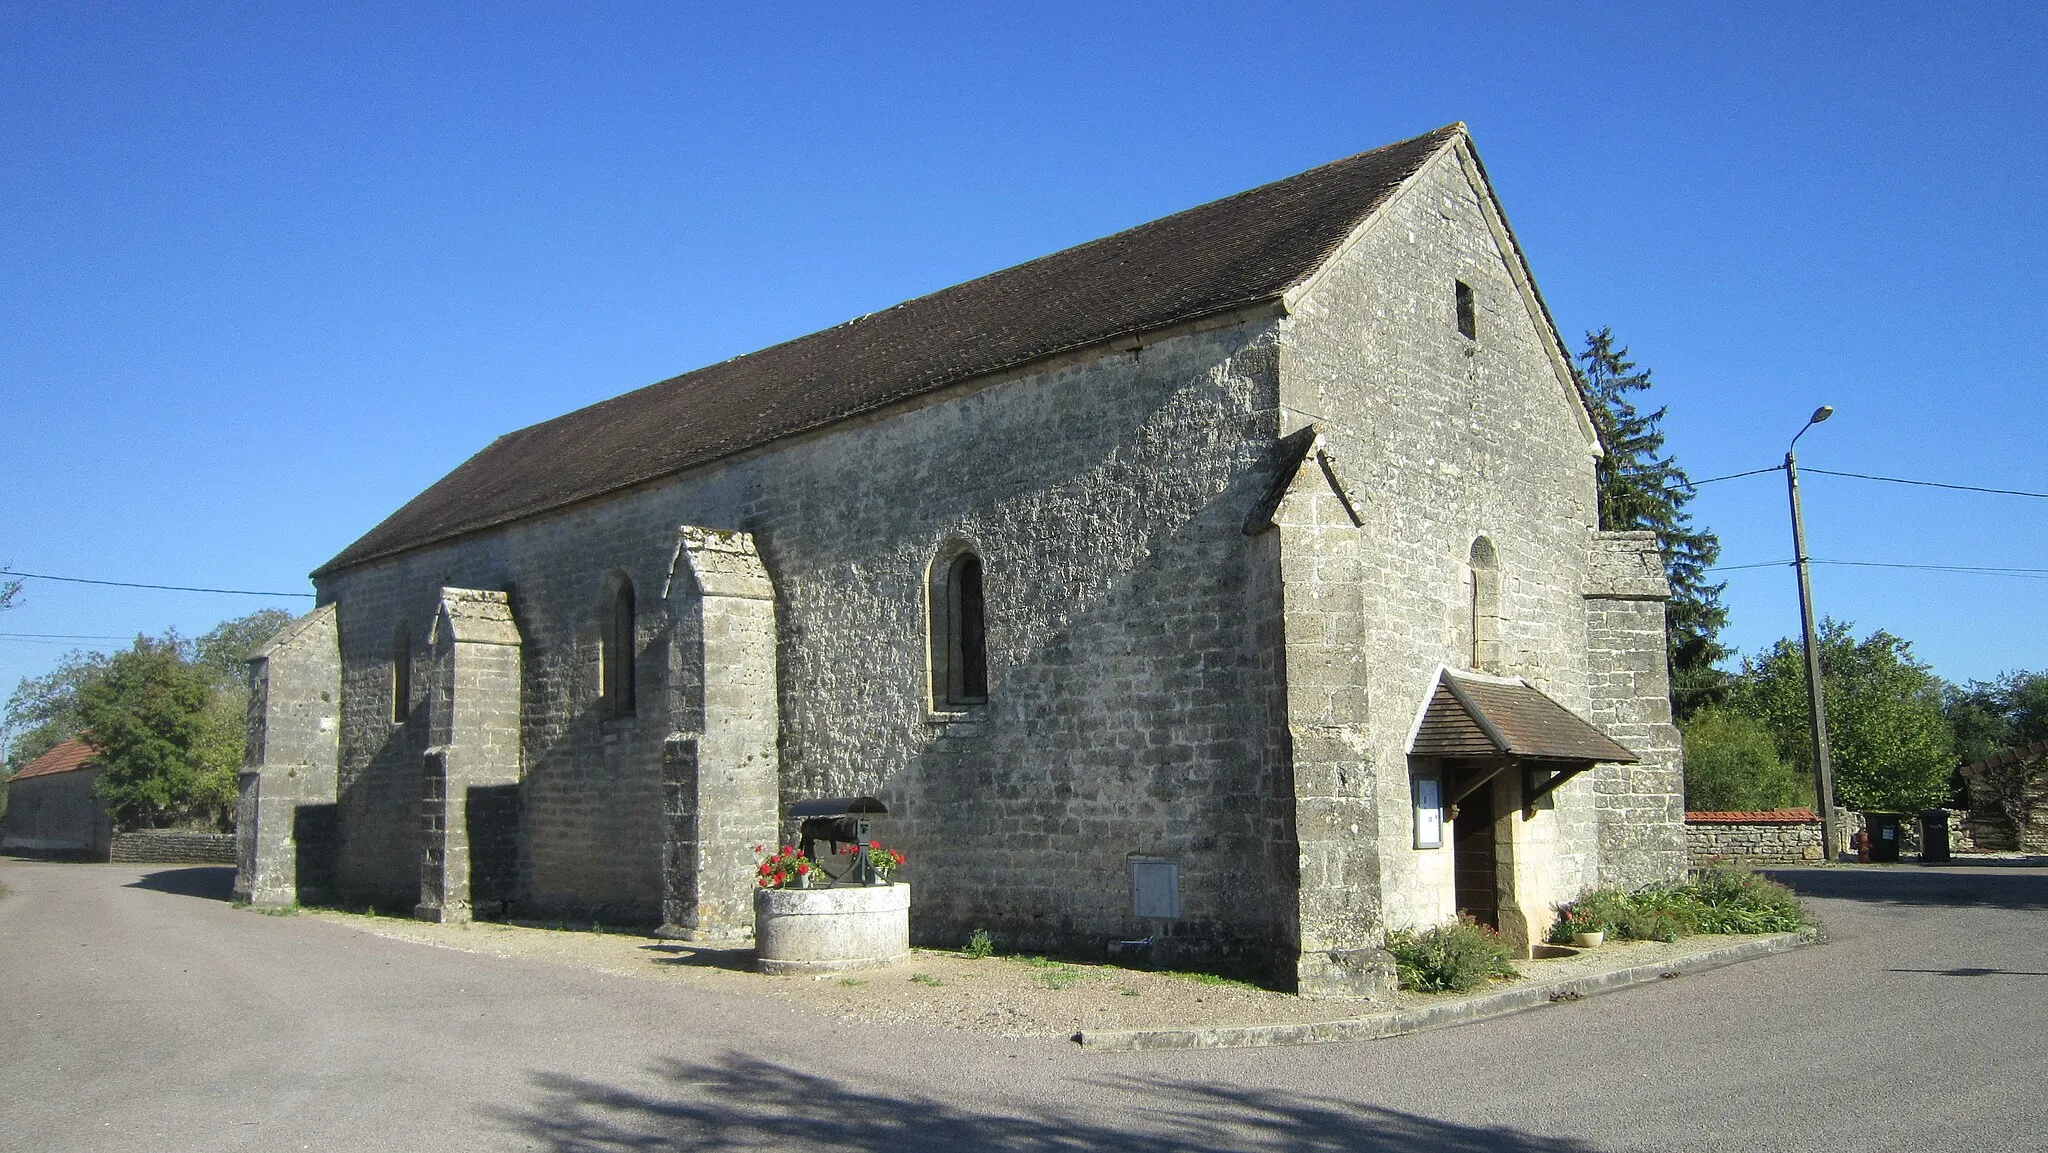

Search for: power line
xmin=1685 ymin=463 xmax=2047 ymax=499
xmin=1 ymin=570 xmax=314 ymax=599
xmin=1687 ymin=465 xmax=1783 ymax=487
xmin=1802 ymin=468 xmax=2048 ymax=500
xmin=1706 ymin=559 xmax=2048 ymax=578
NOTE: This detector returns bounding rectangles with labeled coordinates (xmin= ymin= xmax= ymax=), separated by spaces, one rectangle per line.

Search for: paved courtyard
xmin=2 ymin=859 xmax=2043 ymax=1152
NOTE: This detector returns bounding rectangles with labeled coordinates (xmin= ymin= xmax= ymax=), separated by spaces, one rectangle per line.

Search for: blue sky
xmin=3 ymin=2 xmax=2043 ymax=706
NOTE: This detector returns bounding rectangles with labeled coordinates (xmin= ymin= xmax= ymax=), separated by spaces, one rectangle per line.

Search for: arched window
xmin=391 ymin=622 xmax=412 ymax=724
xmin=602 ymin=576 xmax=637 ymax=717
xmin=929 ymin=547 xmax=988 ymax=708
xmin=1467 ymin=537 xmax=1501 ymax=673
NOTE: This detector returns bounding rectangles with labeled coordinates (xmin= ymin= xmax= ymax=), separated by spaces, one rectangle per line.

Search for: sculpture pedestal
xmin=754 ymin=883 xmax=910 ymax=976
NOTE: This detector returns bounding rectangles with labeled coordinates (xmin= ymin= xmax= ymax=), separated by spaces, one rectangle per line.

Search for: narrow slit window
xmin=1468 ymin=537 xmax=1500 ymax=672
xmin=392 ymin=623 xmax=411 ymax=724
xmin=603 ymin=578 xmax=636 ymax=717
xmin=1455 ymin=280 xmax=1476 ymax=340
xmin=931 ymin=548 xmax=989 ymax=708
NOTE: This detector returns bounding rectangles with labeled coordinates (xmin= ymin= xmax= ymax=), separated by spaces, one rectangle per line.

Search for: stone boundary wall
xmin=110 ymin=831 xmax=238 ymax=865
xmin=1685 ymin=811 xmax=1824 ymax=867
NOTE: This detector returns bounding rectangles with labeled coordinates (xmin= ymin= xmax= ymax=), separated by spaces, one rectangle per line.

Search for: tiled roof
xmin=1686 ymin=809 xmax=1820 ymax=824
xmin=1962 ymin=739 xmax=2048 ymax=775
xmin=1411 ymin=671 xmax=1639 ymax=764
xmin=8 ymin=738 xmax=98 ymax=781
xmin=316 ymin=124 xmax=1468 ymax=576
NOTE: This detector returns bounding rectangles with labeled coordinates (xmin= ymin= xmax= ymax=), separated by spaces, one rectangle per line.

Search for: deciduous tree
xmin=1732 ymin=619 xmax=1956 ymax=813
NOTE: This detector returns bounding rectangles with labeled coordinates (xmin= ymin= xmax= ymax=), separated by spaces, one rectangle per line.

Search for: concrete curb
xmin=1076 ymin=930 xmax=1815 ymax=1052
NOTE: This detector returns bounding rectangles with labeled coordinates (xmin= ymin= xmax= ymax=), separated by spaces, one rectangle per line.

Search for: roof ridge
xmin=317 ymin=124 xmax=1466 ymax=576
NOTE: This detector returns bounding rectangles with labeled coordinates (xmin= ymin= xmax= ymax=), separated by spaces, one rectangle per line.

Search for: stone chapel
xmin=237 ymin=123 xmax=1685 ymax=996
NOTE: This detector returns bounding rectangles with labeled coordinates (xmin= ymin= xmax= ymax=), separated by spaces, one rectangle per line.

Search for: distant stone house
xmin=1 ymin=739 xmax=113 ymax=860
xmin=238 ymin=124 xmax=1684 ymax=995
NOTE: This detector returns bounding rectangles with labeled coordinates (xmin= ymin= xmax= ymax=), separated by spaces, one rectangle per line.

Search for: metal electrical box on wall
xmin=1128 ymin=856 xmax=1181 ymax=920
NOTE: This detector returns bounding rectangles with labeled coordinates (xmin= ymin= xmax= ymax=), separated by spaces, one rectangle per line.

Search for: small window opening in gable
xmin=602 ymin=576 xmax=637 ymax=718
xmin=929 ymin=547 xmax=989 ymax=709
xmin=1455 ymin=280 xmax=1477 ymax=340
xmin=391 ymin=622 xmax=412 ymax=724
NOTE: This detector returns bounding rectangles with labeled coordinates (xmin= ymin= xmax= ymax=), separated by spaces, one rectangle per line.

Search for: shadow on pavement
xmin=492 ymin=1052 xmax=1598 ymax=1152
xmin=1768 ymin=867 xmax=2048 ymax=911
xmin=640 ymin=942 xmax=758 ymax=973
xmin=125 ymin=865 xmax=235 ymax=902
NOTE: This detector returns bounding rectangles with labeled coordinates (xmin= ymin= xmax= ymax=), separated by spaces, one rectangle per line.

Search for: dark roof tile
xmin=317 ymin=124 xmax=1465 ymax=575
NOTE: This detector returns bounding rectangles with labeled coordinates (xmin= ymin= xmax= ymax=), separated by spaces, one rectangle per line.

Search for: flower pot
xmin=1572 ymin=931 xmax=1605 ymax=948
xmin=754 ymin=883 xmax=910 ymax=976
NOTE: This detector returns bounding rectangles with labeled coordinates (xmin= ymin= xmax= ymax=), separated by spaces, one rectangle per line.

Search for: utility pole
xmin=1786 ymin=406 xmax=1839 ymax=862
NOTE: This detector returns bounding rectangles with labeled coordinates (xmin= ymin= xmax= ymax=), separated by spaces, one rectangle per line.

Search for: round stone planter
xmin=754 ymin=883 xmax=910 ymax=976
xmin=1572 ymin=931 xmax=1605 ymax=949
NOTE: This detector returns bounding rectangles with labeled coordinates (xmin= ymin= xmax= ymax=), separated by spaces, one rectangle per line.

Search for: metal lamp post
xmin=1786 ymin=405 xmax=1839 ymax=861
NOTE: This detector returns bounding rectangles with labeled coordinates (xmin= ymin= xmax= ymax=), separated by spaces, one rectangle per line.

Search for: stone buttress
xmin=416 ymin=588 xmax=524 ymax=924
xmin=1583 ymin=530 xmax=1687 ymax=887
xmin=237 ymin=604 xmax=343 ymax=907
xmin=658 ymin=527 xmax=780 ymax=941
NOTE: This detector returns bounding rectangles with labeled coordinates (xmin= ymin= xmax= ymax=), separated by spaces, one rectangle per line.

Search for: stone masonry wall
xmin=318 ymin=317 xmax=1293 ymax=957
xmin=1276 ymin=140 xmax=1608 ymax=956
xmin=111 ymin=831 xmax=237 ymax=865
xmin=1685 ymin=814 xmax=1824 ymax=867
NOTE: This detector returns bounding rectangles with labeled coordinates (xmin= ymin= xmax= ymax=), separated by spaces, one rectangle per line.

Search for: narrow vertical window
xmin=929 ymin=546 xmax=989 ymax=709
xmin=1468 ymin=537 xmax=1500 ymax=672
xmin=1455 ymin=280 xmax=1476 ymax=340
xmin=392 ymin=622 xmax=411 ymax=724
xmin=603 ymin=577 xmax=636 ymax=717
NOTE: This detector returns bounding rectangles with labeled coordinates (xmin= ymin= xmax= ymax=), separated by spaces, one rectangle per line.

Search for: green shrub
xmin=1681 ymin=706 xmax=1812 ymax=812
xmin=1679 ymin=863 xmax=1807 ymax=934
xmin=1388 ymin=918 xmax=1519 ymax=992
xmin=964 ymin=928 xmax=993 ymax=959
xmin=1545 ymin=888 xmax=1638 ymax=943
xmin=1549 ymin=864 xmax=1808 ymax=944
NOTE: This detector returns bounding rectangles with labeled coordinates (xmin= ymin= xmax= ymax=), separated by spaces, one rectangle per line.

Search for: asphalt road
xmin=2 ymin=860 xmax=2044 ymax=1152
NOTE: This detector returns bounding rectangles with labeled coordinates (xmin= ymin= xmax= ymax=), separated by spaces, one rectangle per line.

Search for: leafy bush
xmin=1549 ymin=864 xmax=1809 ymax=944
xmin=1681 ymin=706 xmax=1811 ymax=812
xmin=1388 ymin=918 xmax=1519 ymax=992
xmin=1678 ymin=863 xmax=1807 ymax=934
xmin=964 ymin=928 xmax=993 ymax=959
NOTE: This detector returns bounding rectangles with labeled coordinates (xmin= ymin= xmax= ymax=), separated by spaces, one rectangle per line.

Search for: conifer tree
xmin=1576 ymin=328 xmax=1729 ymax=718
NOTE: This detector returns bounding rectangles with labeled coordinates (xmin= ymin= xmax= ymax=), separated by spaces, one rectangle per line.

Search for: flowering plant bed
xmin=838 ymin=839 xmax=905 ymax=884
xmin=753 ymin=844 xmax=819 ymax=889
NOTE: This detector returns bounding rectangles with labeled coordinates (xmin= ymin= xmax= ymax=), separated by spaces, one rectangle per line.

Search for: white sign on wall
xmin=1414 ymin=777 xmax=1444 ymax=849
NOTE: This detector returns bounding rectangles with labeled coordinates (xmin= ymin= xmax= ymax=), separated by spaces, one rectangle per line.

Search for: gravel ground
xmin=294 ymin=906 xmax=1769 ymax=1038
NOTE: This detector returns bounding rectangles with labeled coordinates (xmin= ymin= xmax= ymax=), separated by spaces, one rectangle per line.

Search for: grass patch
xmin=908 ymin=972 xmax=943 ymax=987
xmin=1387 ymin=918 xmax=1519 ymax=993
xmin=838 ymin=977 xmax=868 ymax=987
xmin=1159 ymin=970 xmax=1264 ymax=993
xmin=1013 ymin=955 xmax=1083 ymax=990
xmin=1115 ymin=985 xmax=1140 ymax=997
xmin=257 ymin=903 xmax=301 ymax=917
xmin=1548 ymin=863 xmax=1811 ymax=945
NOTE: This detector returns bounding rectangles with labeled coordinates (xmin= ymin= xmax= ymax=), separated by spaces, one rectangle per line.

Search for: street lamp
xmin=1786 ymin=405 xmax=1839 ymax=861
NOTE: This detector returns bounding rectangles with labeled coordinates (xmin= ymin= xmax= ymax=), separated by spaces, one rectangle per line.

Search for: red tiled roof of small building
xmin=1685 ymin=809 xmax=1819 ymax=824
xmin=8 ymin=738 xmax=99 ymax=781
